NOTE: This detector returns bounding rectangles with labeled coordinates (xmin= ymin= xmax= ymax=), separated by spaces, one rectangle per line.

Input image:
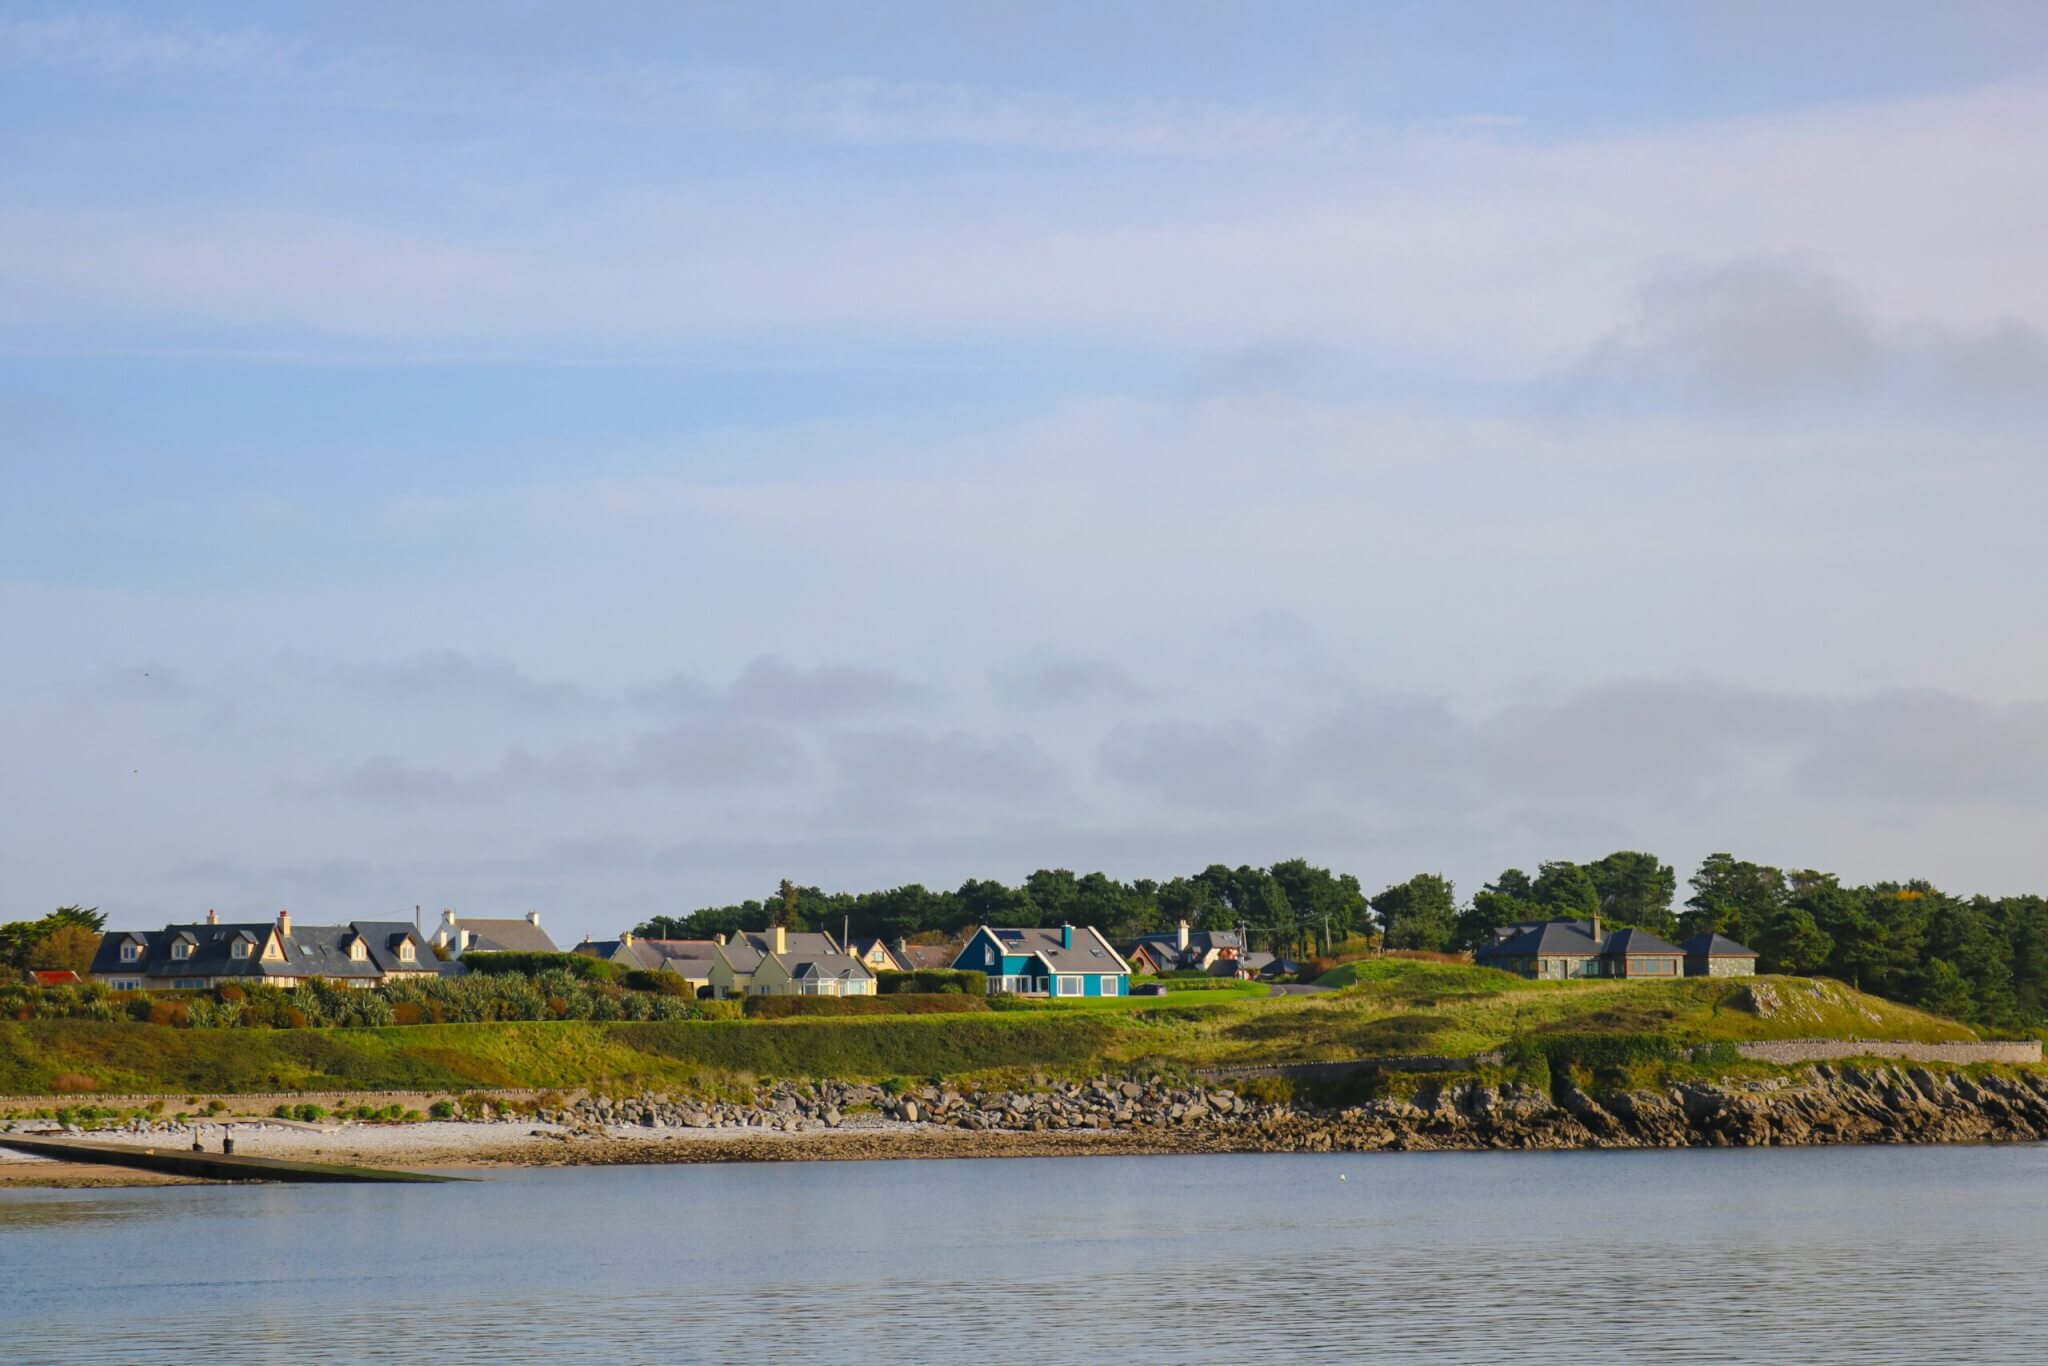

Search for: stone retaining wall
xmin=1734 ymin=1038 xmax=2041 ymax=1065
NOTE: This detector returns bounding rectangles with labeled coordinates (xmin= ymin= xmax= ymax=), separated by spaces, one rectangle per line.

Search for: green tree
xmin=1681 ymin=854 xmax=1786 ymax=945
xmin=1531 ymin=861 xmax=1601 ymax=919
xmin=28 ymin=923 xmax=100 ymax=973
xmin=1584 ymin=851 xmax=1678 ymax=935
xmin=1372 ymin=874 xmax=1458 ymax=952
xmin=1753 ymin=905 xmax=1833 ymax=975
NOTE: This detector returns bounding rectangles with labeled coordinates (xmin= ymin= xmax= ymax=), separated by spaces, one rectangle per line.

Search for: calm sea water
xmin=4 ymin=1144 xmax=2046 ymax=1363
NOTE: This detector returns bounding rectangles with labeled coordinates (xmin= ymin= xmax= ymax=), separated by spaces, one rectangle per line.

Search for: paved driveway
xmin=1268 ymin=982 xmax=1334 ymax=996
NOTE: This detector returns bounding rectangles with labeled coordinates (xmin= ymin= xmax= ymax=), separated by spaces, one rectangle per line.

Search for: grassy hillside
xmin=0 ymin=965 xmax=1979 ymax=1098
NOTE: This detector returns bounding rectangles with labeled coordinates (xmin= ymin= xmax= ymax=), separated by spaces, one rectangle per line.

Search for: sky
xmin=5 ymin=2 xmax=2048 ymax=944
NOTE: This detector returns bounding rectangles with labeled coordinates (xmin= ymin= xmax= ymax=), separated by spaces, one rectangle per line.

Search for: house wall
xmin=1686 ymin=956 xmax=1756 ymax=978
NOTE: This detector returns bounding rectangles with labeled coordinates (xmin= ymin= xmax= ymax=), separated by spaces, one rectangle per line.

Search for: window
xmin=349 ymin=939 xmax=368 ymax=962
xmin=120 ymin=942 xmax=140 ymax=962
xmin=171 ymin=941 xmax=191 ymax=960
xmin=175 ymin=977 xmax=205 ymax=990
xmin=1056 ymin=975 xmax=1082 ymax=996
xmin=1099 ymin=975 xmax=1119 ymax=995
xmin=112 ymin=979 xmax=140 ymax=991
xmin=399 ymin=941 xmax=416 ymax=962
xmin=232 ymin=942 xmax=249 ymax=959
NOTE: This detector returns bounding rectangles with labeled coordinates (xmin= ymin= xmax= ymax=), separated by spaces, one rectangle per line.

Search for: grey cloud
xmin=622 ymin=722 xmax=807 ymax=788
xmin=94 ymin=663 xmax=206 ymax=704
xmin=1179 ymin=340 xmax=1336 ymax=398
xmin=290 ymin=650 xmax=591 ymax=712
xmin=992 ymin=652 xmax=1152 ymax=707
xmin=1566 ymin=256 xmax=2048 ymax=414
xmin=636 ymin=654 xmax=921 ymax=721
xmin=829 ymin=728 xmax=1060 ymax=802
xmin=1099 ymin=719 xmax=1268 ymax=810
xmin=1793 ymin=690 xmax=2048 ymax=804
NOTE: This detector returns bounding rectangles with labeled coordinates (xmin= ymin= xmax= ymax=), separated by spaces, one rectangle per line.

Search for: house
xmin=573 ymin=935 xmax=655 ymax=969
xmin=1124 ymin=940 xmax=1177 ymax=975
xmin=849 ymin=938 xmax=907 ymax=973
xmin=707 ymin=927 xmax=874 ymax=998
xmin=1681 ymin=932 xmax=1761 ymax=978
xmin=90 ymin=909 xmax=442 ymax=991
xmin=431 ymin=910 xmax=560 ymax=957
xmin=1474 ymin=917 xmax=1714 ymax=980
xmin=952 ymin=924 xmax=1129 ymax=998
xmin=1208 ymin=951 xmax=1294 ymax=981
xmin=573 ymin=933 xmax=724 ymax=995
xmin=892 ymin=939 xmax=961 ymax=972
xmin=1127 ymin=921 xmax=1245 ymax=974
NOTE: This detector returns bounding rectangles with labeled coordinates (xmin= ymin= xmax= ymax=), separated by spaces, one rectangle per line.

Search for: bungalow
xmin=1127 ymin=921 xmax=1245 ymax=974
xmin=708 ymin=927 xmax=874 ymax=998
xmin=431 ymin=910 xmax=560 ymax=957
xmin=1475 ymin=917 xmax=1742 ymax=980
xmin=952 ymin=924 xmax=1129 ymax=998
xmin=90 ymin=909 xmax=443 ymax=991
xmin=1681 ymin=932 xmax=1761 ymax=978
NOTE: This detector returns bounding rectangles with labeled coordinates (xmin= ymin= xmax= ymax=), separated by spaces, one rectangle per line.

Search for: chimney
xmin=1176 ymin=919 xmax=1190 ymax=952
xmin=207 ymin=908 xmax=219 ymax=926
xmin=715 ymin=932 xmax=727 ymax=946
xmin=1591 ymin=913 xmax=1602 ymax=944
xmin=278 ymin=908 xmax=292 ymax=938
xmin=441 ymin=908 xmax=457 ymax=925
xmin=768 ymin=924 xmax=786 ymax=955
xmin=526 ymin=910 xmax=541 ymax=926
xmin=1061 ymin=923 xmax=1073 ymax=949
xmin=621 ymin=931 xmax=634 ymax=946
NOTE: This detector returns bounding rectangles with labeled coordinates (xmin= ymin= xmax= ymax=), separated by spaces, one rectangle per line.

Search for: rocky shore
xmin=8 ymin=1064 xmax=2048 ymax=1185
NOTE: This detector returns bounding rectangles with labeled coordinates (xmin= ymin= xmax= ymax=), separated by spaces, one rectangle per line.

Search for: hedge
xmin=460 ymin=952 xmax=622 ymax=982
xmin=742 ymin=993 xmax=992 ymax=1019
xmin=874 ymin=969 xmax=987 ymax=995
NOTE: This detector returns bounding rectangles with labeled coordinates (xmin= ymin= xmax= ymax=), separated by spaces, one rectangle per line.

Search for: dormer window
xmin=171 ymin=941 xmax=192 ymax=960
xmin=232 ymin=941 xmax=250 ymax=959
xmin=349 ymin=938 xmax=368 ymax=962
xmin=398 ymin=940 xmax=416 ymax=962
xmin=120 ymin=942 xmax=140 ymax=963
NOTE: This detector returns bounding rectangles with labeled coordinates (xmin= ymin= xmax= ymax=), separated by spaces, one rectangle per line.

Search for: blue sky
xmin=5 ymin=3 xmax=2048 ymax=942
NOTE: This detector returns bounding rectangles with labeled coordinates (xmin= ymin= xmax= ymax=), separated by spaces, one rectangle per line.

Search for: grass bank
xmin=0 ymin=965 xmax=1978 ymax=1098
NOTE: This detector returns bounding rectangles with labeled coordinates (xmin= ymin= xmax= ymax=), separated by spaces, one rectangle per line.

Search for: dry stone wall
xmin=1734 ymin=1039 xmax=2040 ymax=1065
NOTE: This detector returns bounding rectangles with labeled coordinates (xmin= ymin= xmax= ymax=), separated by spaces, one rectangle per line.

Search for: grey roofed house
xmin=432 ymin=910 xmax=560 ymax=956
xmin=717 ymin=929 xmax=845 ymax=975
xmin=1129 ymin=921 xmax=1245 ymax=972
xmin=573 ymin=936 xmax=659 ymax=969
xmin=1475 ymin=917 xmax=1690 ymax=980
xmin=91 ymin=910 xmax=442 ymax=988
xmin=1680 ymin=931 xmax=1761 ymax=978
xmin=891 ymin=941 xmax=959 ymax=971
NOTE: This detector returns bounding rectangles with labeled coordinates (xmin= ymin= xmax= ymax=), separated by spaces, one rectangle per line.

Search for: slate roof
xmin=90 ymin=921 xmax=440 ymax=983
xmin=574 ymin=938 xmax=659 ymax=969
xmin=449 ymin=917 xmax=560 ymax=954
xmin=892 ymin=942 xmax=958 ymax=971
xmin=1681 ymin=931 xmax=1759 ymax=958
xmin=787 ymin=957 xmax=874 ymax=983
xmin=1477 ymin=921 xmax=1603 ymax=960
xmin=1130 ymin=928 xmax=1245 ymax=969
xmin=719 ymin=931 xmax=843 ymax=974
xmin=636 ymin=939 xmax=722 ymax=976
xmin=1601 ymin=927 xmax=1684 ymax=957
xmin=967 ymin=925 xmax=1130 ymax=975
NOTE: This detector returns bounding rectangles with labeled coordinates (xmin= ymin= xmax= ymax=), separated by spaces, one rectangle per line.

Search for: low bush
xmin=428 ymin=1100 xmax=456 ymax=1120
xmin=460 ymin=952 xmax=622 ymax=982
xmin=623 ymin=969 xmax=699 ymax=997
xmin=743 ymin=993 xmax=991 ymax=1019
xmin=874 ymin=969 xmax=987 ymax=995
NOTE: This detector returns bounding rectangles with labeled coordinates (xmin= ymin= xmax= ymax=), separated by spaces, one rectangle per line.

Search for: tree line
xmin=0 ymin=906 xmax=105 ymax=975
xmin=634 ymin=862 xmax=1370 ymax=961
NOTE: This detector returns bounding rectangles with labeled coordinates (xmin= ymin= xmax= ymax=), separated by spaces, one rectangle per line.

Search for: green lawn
xmin=0 ymin=963 xmax=1980 ymax=1099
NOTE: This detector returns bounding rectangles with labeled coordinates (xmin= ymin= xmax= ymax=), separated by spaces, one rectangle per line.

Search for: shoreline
xmin=9 ymin=1060 xmax=2048 ymax=1187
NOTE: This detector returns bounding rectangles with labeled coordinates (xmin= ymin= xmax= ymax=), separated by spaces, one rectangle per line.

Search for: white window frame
xmin=171 ymin=941 xmax=191 ymax=960
xmin=1056 ymin=974 xmax=1083 ymax=997
xmin=233 ymin=941 xmax=249 ymax=959
xmin=174 ymin=977 xmax=205 ymax=990
xmin=120 ymin=942 xmax=140 ymax=963
xmin=1099 ymin=975 xmax=1119 ymax=995
xmin=112 ymin=978 xmax=140 ymax=991
xmin=349 ymin=940 xmax=368 ymax=962
xmin=399 ymin=941 xmax=416 ymax=962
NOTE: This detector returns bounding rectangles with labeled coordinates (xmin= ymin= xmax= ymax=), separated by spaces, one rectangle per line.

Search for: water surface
xmin=4 ymin=1145 xmax=2046 ymax=1363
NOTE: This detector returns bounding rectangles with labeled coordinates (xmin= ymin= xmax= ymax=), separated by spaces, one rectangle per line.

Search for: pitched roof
xmin=1600 ymin=927 xmax=1684 ymax=957
xmin=1680 ymin=931 xmax=1759 ymax=958
xmin=452 ymin=918 xmax=560 ymax=954
xmin=719 ymin=931 xmax=843 ymax=974
xmin=892 ymin=943 xmax=958 ymax=970
xmin=1477 ymin=921 xmax=1602 ymax=960
xmin=90 ymin=921 xmax=438 ymax=981
xmin=966 ymin=925 xmax=1130 ymax=975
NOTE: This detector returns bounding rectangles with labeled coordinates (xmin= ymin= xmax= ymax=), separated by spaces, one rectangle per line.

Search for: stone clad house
xmin=1474 ymin=917 xmax=1753 ymax=980
xmin=952 ymin=924 xmax=1129 ymax=997
xmin=91 ymin=909 xmax=443 ymax=991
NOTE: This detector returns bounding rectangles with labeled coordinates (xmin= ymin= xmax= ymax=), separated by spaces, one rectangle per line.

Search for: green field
xmin=0 ymin=965 xmax=1979 ymax=1098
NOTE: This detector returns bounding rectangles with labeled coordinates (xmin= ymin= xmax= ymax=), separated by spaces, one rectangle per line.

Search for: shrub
xmin=428 ymin=1100 xmax=456 ymax=1120
xmin=462 ymin=952 xmax=621 ymax=982
xmin=743 ymin=994 xmax=992 ymax=1019
xmin=874 ymin=969 xmax=986 ymax=995
xmin=51 ymin=1072 xmax=98 ymax=1093
xmin=623 ymin=969 xmax=699 ymax=996
xmin=293 ymin=1103 xmax=326 ymax=1122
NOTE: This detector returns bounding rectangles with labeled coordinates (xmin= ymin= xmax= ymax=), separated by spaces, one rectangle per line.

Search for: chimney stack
xmin=1176 ymin=919 xmax=1190 ymax=952
xmin=1061 ymin=923 xmax=1073 ymax=949
xmin=526 ymin=910 xmax=541 ymax=926
xmin=621 ymin=931 xmax=634 ymax=946
xmin=278 ymin=908 xmax=292 ymax=938
xmin=715 ymin=932 xmax=727 ymax=946
xmin=207 ymin=908 xmax=219 ymax=925
xmin=1591 ymin=913 xmax=1602 ymax=944
xmin=769 ymin=924 xmax=786 ymax=955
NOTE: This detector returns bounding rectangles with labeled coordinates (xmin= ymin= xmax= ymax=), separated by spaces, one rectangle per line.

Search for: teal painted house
xmin=952 ymin=924 xmax=1129 ymax=997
